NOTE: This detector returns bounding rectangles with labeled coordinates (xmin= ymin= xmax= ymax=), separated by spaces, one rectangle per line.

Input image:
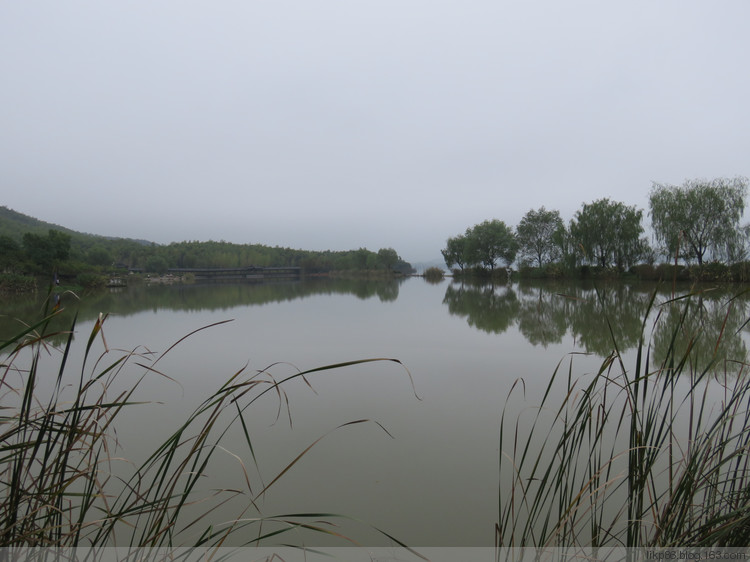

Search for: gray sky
xmin=2 ymin=1 xmax=749 ymax=263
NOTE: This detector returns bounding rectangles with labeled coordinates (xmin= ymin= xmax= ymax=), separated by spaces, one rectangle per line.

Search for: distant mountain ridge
xmin=0 ymin=206 xmax=152 ymax=246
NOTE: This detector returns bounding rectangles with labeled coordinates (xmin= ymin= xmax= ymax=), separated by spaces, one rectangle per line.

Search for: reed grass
xmin=0 ymin=296 xmax=419 ymax=551
xmin=497 ymin=286 xmax=750 ymax=548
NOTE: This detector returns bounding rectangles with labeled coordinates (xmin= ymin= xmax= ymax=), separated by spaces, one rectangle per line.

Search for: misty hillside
xmin=0 ymin=207 xmax=416 ymax=274
xmin=0 ymin=206 xmax=152 ymax=247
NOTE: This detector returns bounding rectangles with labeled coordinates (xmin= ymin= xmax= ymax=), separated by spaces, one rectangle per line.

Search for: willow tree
xmin=649 ymin=177 xmax=748 ymax=265
xmin=516 ymin=206 xmax=565 ymax=267
xmin=570 ymin=198 xmax=645 ymax=269
xmin=377 ymin=247 xmax=400 ymax=272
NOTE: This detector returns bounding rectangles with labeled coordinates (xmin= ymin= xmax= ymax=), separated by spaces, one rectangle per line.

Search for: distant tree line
xmin=0 ymin=225 xmax=413 ymax=289
xmin=442 ymin=177 xmax=750 ymax=280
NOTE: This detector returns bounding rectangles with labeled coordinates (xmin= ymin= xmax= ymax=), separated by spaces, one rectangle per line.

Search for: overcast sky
xmin=2 ymin=2 xmax=749 ymax=263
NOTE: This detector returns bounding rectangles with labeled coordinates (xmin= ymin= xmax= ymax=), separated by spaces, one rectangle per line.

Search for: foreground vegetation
xmin=498 ymin=285 xmax=750 ymax=548
xmin=0 ymin=297 xmax=418 ymax=549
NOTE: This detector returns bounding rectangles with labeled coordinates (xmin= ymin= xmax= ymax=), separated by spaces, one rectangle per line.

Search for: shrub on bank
xmin=630 ymin=263 xmax=657 ymax=280
xmin=633 ymin=262 xmax=747 ymax=283
xmin=518 ymin=263 xmax=567 ymax=279
xmin=76 ymin=272 xmax=107 ymax=290
xmin=452 ymin=266 xmax=511 ymax=282
xmin=579 ymin=265 xmax=622 ymax=279
xmin=422 ymin=267 xmax=445 ymax=282
xmin=730 ymin=261 xmax=750 ymax=283
xmin=0 ymin=273 xmax=36 ymax=294
xmin=692 ymin=262 xmax=733 ymax=282
xmin=629 ymin=263 xmax=692 ymax=282
xmin=518 ymin=265 xmax=544 ymax=279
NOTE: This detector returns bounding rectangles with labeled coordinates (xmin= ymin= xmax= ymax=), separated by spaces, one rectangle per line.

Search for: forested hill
xmin=0 ymin=207 xmax=413 ymax=275
xmin=0 ymin=206 xmax=152 ymax=246
xmin=0 ymin=206 xmax=89 ymax=241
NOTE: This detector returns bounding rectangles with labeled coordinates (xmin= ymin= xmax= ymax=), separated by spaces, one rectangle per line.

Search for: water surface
xmin=2 ymin=277 xmax=748 ymax=547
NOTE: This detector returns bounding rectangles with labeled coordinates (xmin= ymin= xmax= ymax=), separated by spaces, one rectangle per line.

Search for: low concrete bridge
xmin=167 ymin=266 xmax=301 ymax=281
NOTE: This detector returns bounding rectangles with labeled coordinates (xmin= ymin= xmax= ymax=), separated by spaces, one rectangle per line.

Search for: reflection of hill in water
xmin=0 ymin=278 xmax=405 ymax=346
xmin=4 ymin=279 xmax=748 ymax=370
xmin=444 ymin=279 xmax=750 ymax=367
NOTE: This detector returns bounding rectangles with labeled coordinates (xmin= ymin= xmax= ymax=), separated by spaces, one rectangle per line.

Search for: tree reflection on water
xmin=443 ymin=279 xmax=750 ymax=370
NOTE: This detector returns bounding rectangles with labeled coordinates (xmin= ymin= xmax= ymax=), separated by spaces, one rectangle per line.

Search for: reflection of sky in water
xmin=2 ymin=278 xmax=749 ymax=546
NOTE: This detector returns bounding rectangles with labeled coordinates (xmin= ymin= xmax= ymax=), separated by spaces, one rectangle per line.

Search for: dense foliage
xmin=569 ymin=198 xmax=646 ymax=269
xmin=515 ymin=206 xmax=564 ymax=268
xmin=444 ymin=176 xmax=750 ymax=278
xmin=466 ymin=220 xmax=518 ymax=272
xmin=649 ymin=177 xmax=748 ymax=264
xmin=0 ymin=207 xmax=413 ymax=284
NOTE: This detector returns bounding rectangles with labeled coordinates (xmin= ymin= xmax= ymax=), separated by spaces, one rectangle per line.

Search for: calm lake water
xmin=2 ymin=277 xmax=749 ymax=547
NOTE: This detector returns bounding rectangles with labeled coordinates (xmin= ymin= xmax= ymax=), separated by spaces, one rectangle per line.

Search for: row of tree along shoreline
xmin=439 ymin=177 xmax=750 ymax=283
xmin=4 ymin=176 xmax=750 ymax=292
xmin=0 ymin=207 xmax=416 ymax=293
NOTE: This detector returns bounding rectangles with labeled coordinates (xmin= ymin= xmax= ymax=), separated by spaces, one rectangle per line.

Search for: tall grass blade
xmin=497 ymin=285 xmax=750 ymax=548
xmin=1 ymin=302 xmax=418 ymax=551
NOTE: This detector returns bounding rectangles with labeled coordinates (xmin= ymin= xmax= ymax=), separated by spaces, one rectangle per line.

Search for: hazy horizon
xmin=3 ymin=2 xmax=749 ymax=263
xmin=1 ymin=203 xmax=448 ymax=266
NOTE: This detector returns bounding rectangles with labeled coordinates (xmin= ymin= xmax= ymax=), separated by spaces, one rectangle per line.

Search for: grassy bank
xmin=0 ymin=273 xmax=37 ymax=294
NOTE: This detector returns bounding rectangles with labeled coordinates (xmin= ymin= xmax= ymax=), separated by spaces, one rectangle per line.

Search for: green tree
xmin=22 ymin=230 xmax=72 ymax=272
xmin=466 ymin=219 xmax=518 ymax=272
xmin=145 ymin=255 xmax=169 ymax=275
xmin=86 ymin=245 xmax=113 ymax=267
xmin=516 ymin=207 xmax=565 ymax=268
xmin=353 ymin=248 xmax=370 ymax=270
xmin=441 ymin=233 xmax=471 ymax=272
xmin=553 ymin=223 xmax=577 ymax=269
xmin=392 ymin=258 xmax=415 ymax=275
xmin=726 ymin=224 xmax=750 ymax=263
xmin=377 ymin=247 xmax=399 ymax=272
xmin=649 ymin=177 xmax=748 ymax=265
xmin=570 ymin=198 xmax=644 ymax=269
xmin=0 ymin=236 xmax=23 ymax=272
